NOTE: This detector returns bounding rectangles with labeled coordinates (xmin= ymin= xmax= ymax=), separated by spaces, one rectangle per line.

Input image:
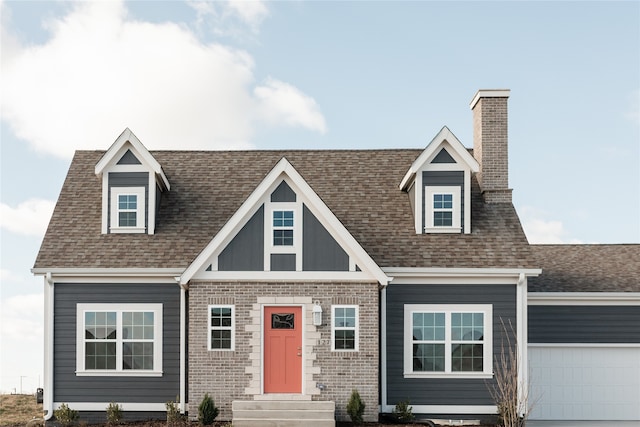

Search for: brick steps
xmin=232 ymin=400 xmax=335 ymax=427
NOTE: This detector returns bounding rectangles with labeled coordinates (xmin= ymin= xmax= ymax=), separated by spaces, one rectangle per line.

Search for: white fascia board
xmin=32 ymin=268 xmax=184 ymax=283
xmin=528 ymin=292 xmax=640 ymax=305
xmin=193 ymin=271 xmax=376 ymax=283
xmin=94 ymin=128 xmax=170 ymax=191
xmin=383 ymin=267 xmax=541 ymax=279
xmin=399 ymin=126 xmax=479 ymax=191
xmin=181 ymin=157 xmax=390 ymax=286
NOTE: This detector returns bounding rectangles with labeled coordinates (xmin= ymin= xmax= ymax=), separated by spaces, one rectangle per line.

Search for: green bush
xmin=106 ymin=402 xmax=123 ymax=425
xmin=197 ymin=393 xmax=219 ymax=425
xmin=346 ymin=389 xmax=365 ymax=424
xmin=392 ymin=400 xmax=414 ymax=422
xmin=54 ymin=403 xmax=78 ymax=427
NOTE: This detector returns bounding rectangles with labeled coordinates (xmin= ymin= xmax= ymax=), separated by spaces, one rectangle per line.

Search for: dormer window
xmin=425 ymin=186 xmax=461 ymax=232
xmin=399 ymin=127 xmax=478 ymax=235
xmin=110 ymin=187 xmax=145 ymax=233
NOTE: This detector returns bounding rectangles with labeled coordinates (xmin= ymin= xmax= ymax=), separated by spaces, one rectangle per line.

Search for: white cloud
xmin=0 ymin=268 xmax=27 ymax=283
xmin=0 ymin=0 xmax=325 ymax=159
xmin=188 ymin=0 xmax=268 ymax=37
xmin=0 ymin=199 xmax=55 ymax=237
xmin=255 ymin=77 xmax=328 ymax=133
xmin=519 ymin=206 xmax=583 ymax=244
xmin=0 ymin=293 xmax=44 ymax=393
xmin=227 ymin=0 xmax=269 ymax=32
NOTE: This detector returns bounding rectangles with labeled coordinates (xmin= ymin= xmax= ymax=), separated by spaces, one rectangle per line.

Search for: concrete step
xmin=232 ymin=400 xmax=336 ymax=427
xmin=232 ymin=419 xmax=335 ymax=427
xmin=232 ymin=400 xmax=335 ymax=411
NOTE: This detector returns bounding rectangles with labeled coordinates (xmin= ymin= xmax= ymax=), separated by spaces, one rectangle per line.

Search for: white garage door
xmin=528 ymin=346 xmax=640 ymax=420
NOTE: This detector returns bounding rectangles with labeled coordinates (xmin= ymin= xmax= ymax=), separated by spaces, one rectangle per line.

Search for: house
xmin=33 ymin=89 xmax=640 ymax=425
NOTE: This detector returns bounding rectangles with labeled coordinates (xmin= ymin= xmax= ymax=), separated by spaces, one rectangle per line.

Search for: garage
xmin=528 ymin=346 xmax=640 ymax=420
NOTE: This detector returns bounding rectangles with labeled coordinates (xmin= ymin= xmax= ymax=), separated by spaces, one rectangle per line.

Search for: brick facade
xmin=188 ymin=281 xmax=379 ymax=422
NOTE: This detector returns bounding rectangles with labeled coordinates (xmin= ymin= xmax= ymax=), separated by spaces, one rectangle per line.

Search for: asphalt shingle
xmin=34 ymin=149 xmax=536 ymax=270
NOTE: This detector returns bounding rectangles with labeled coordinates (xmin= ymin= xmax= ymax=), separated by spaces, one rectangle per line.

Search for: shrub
xmin=165 ymin=398 xmax=184 ymax=427
xmin=346 ymin=389 xmax=365 ymax=424
xmin=197 ymin=393 xmax=219 ymax=426
xmin=106 ymin=402 xmax=123 ymax=425
xmin=392 ymin=399 xmax=414 ymax=422
xmin=54 ymin=403 xmax=78 ymax=427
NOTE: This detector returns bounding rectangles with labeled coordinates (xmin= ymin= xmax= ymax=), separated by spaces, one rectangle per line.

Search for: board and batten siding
xmin=385 ymin=284 xmax=516 ymax=408
xmin=53 ymin=283 xmax=180 ymax=403
xmin=107 ymin=172 xmax=149 ymax=232
xmin=528 ymin=305 xmax=640 ymax=343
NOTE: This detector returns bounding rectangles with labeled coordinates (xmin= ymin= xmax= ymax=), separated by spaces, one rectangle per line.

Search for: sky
xmin=0 ymin=0 xmax=638 ymax=394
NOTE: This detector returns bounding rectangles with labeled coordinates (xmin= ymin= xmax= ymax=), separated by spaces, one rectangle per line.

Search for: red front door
xmin=264 ymin=306 xmax=302 ymax=393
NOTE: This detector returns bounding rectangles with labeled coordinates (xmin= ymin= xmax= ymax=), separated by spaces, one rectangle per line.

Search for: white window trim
xmin=264 ymin=201 xmax=303 ymax=271
xmin=110 ymin=187 xmax=146 ymax=233
xmin=331 ymin=305 xmax=359 ymax=352
xmin=424 ymin=186 xmax=461 ymax=233
xmin=208 ymin=304 xmax=235 ymax=351
xmin=404 ymin=304 xmax=492 ymax=378
xmin=76 ymin=303 xmax=163 ymax=377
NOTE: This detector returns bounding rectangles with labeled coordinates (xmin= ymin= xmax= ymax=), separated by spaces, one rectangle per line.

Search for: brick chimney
xmin=470 ymin=89 xmax=512 ymax=203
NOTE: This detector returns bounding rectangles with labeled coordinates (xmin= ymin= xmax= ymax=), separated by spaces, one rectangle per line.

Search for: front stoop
xmin=232 ymin=400 xmax=335 ymax=427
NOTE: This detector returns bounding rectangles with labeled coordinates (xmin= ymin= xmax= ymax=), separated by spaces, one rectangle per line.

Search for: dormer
xmin=400 ymin=126 xmax=479 ymax=234
xmin=95 ymin=128 xmax=170 ymax=235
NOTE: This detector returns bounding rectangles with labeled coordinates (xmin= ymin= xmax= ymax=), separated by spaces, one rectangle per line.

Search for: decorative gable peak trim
xmin=95 ymin=128 xmax=170 ymax=191
xmin=400 ymin=126 xmax=479 ymax=191
xmin=180 ymin=157 xmax=390 ymax=286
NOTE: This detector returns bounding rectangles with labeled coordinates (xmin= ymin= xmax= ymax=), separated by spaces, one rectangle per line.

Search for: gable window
xmin=273 ymin=210 xmax=294 ymax=246
xmin=332 ymin=305 xmax=359 ymax=351
xmin=209 ymin=305 xmax=234 ymax=350
xmin=76 ymin=303 xmax=162 ymax=376
xmin=425 ymin=186 xmax=460 ymax=233
xmin=110 ymin=187 xmax=145 ymax=233
xmin=404 ymin=304 xmax=492 ymax=378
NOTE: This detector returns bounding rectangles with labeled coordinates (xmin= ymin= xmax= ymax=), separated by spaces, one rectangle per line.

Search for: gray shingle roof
xmin=34 ymin=149 xmax=536 ymax=270
xmin=529 ymin=244 xmax=640 ymax=292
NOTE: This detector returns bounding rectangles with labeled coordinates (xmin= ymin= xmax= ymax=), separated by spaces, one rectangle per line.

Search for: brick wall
xmin=188 ymin=281 xmax=379 ymax=422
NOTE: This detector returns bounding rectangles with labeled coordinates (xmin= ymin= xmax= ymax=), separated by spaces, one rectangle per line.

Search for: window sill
xmin=424 ymin=227 xmax=461 ymax=234
xmin=109 ymin=227 xmax=146 ymax=234
xmin=403 ymin=372 xmax=493 ymax=379
xmin=76 ymin=370 xmax=163 ymax=377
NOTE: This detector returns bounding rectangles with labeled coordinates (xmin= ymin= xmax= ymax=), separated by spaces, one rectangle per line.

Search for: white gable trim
xmin=399 ymin=126 xmax=479 ymax=191
xmin=180 ymin=157 xmax=390 ymax=286
xmin=95 ymin=128 xmax=170 ymax=191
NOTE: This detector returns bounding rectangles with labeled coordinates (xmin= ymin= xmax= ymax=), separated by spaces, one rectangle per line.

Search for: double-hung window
xmin=76 ymin=303 xmax=162 ymax=376
xmin=404 ymin=304 xmax=492 ymax=378
xmin=332 ymin=305 xmax=359 ymax=351
xmin=110 ymin=187 xmax=145 ymax=233
xmin=272 ymin=210 xmax=294 ymax=246
xmin=424 ymin=186 xmax=461 ymax=233
xmin=209 ymin=305 xmax=234 ymax=350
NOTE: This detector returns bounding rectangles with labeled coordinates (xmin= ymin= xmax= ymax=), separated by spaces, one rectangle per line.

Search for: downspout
xmin=44 ymin=273 xmax=55 ymax=421
xmin=516 ymin=272 xmax=527 ymax=418
xmin=178 ymin=281 xmax=187 ymax=414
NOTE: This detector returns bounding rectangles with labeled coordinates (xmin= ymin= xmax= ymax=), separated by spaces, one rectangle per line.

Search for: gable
xmin=117 ymin=149 xmax=142 ymax=165
xmin=431 ymin=148 xmax=456 ymax=164
xmin=181 ymin=158 xmax=389 ymax=285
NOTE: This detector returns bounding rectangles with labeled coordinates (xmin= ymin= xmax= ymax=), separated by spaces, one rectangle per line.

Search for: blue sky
xmin=1 ymin=0 xmax=638 ymax=394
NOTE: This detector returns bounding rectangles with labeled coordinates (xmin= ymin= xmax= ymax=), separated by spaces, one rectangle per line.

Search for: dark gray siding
xmin=271 ymin=181 xmax=296 ymax=202
xmin=422 ymin=171 xmax=464 ymax=233
xmin=385 ymin=284 xmax=516 ymax=408
xmin=218 ymin=205 xmax=264 ymax=271
xmin=528 ymin=305 xmax=640 ymax=343
xmin=271 ymin=254 xmax=296 ymax=271
xmin=117 ymin=149 xmax=141 ymax=165
xmin=431 ymin=148 xmax=456 ymax=164
xmin=107 ymin=172 xmax=149 ymax=232
xmin=53 ymin=283 xmax=180 ymax=403
xmin=302 ymin=205 xmax=349 ymax=271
